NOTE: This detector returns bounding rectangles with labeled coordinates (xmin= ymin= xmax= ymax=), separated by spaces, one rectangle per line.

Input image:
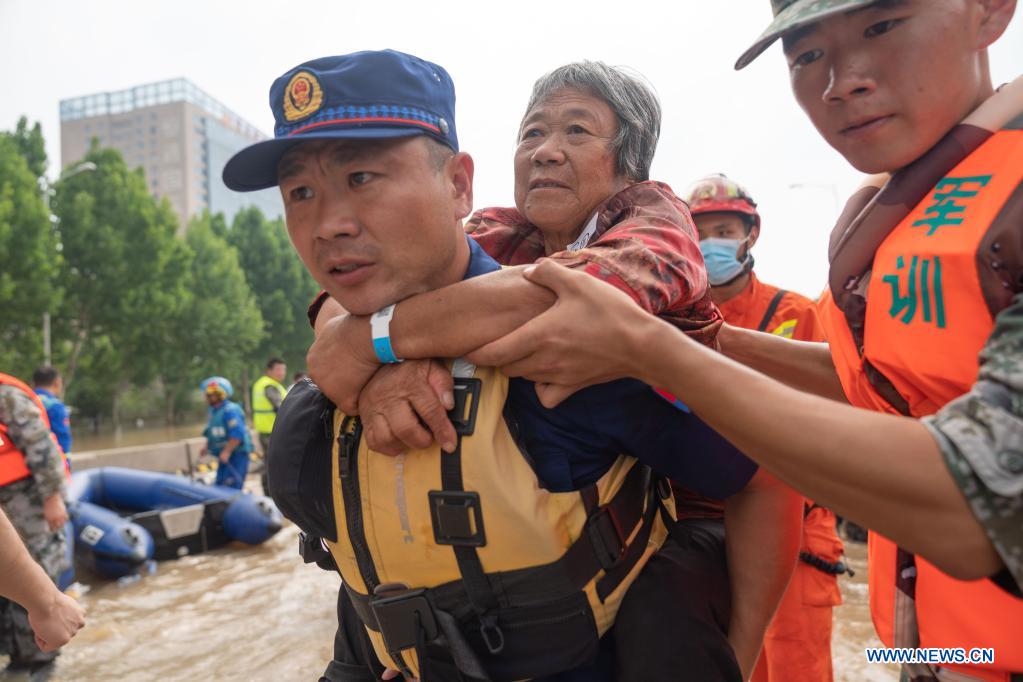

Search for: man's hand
xmin=359 ymin=359 xmax=457 ymax=455
xmin=308 ymin=311 xmax=381 ymax=414
xmin=467 ymin=261 xmax=664 ymax=406
xmin=28 ymin=590 xmax=85 ymax=652
xmin=42 ymin=494 xmax=67 ymax=532
xmin=219 ymin=451 xmax=231 ymax=464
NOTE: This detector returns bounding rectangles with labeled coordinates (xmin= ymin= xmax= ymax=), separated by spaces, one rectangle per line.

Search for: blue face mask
xmin=699 ymin=237 xmax=752 ymax=286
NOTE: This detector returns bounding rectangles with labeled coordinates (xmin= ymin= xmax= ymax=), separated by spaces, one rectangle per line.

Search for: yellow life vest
xmin=252 ymin=374 xmax=287 ymax=435
xmin=325 ymin=364 xmax=673 ymax=681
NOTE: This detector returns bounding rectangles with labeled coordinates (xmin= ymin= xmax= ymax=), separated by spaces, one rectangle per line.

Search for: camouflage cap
xmin=735 ymin=0 xmax=879 ymax=70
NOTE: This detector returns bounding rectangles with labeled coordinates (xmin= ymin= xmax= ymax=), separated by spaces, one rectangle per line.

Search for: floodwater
xmin=41 ymin=523 xmax=339 ymax=682
xmin=833 ymin=542 xmax=899 ymax=681
xmin=73 ymin=422 xmax=207 ymax=453
xmin=8 ymin=517 xmax=894 ymax=681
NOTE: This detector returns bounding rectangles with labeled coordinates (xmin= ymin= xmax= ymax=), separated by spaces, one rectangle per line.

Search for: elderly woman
xmin=306 ymin=62 xmax=797 ymax=681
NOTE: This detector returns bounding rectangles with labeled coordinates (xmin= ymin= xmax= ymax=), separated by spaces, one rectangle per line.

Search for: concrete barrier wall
xmin=72 ymin=437 xmax=210 ymax=474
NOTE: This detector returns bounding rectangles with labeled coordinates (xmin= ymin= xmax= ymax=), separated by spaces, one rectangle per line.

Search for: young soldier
xmin=468 ymin=2 xmax=1023 ymax=680
xmin=685 ymin=174 xmax=845 ymax=682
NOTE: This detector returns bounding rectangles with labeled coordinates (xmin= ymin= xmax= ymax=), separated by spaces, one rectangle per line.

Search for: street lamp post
xmin=41 ymin=161 xmax=97 ymax=366
xmin=789 ymin=182 xmax=841 ymax=216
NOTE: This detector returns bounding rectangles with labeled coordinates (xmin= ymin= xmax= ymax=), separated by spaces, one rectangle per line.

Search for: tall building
xmin=60 ymin=78 xmax=282 ymax=233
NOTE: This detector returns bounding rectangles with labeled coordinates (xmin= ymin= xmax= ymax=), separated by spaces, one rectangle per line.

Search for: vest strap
xmin=756 ymin=290 xmax=788 ymax=332
xmin=435 ymin=414 xmax=505 ymax=655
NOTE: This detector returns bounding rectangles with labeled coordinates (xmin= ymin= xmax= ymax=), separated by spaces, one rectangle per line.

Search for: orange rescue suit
xmin=719 ymin=274 xmax=844 ymax=682
xmin=0 ymin=373 xmax=68 ymax=486
xmin=820 ymin=120 xmax=1023 ymax=680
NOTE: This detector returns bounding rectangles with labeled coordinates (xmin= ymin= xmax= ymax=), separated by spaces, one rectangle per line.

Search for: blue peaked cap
xmin=223 ymin=49 xmax=458 ymax=192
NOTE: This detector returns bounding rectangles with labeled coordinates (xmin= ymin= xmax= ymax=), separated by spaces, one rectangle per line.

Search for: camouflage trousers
xmin=0 ymin=479 xmax=69 ymax=665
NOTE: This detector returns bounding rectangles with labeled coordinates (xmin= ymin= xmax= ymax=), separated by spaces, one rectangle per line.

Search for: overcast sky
xmin=2 ymin=0 xmax=1020 ymax=297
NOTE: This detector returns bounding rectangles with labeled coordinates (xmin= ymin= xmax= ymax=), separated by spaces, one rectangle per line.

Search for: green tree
xmin=7 ymin=116 xmax=47 ymax=180
xmin=51 ymin=142 xmax=182 ymax=422
xmin=0 ymin=134 xmax=60 ymax=378
xmin=228 ymin=206 xmax=318 ymax=375
xmin=157 ymin=212 xmax=263 ymax=422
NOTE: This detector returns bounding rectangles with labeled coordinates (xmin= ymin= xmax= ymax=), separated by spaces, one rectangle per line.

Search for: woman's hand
xmin=359 ymin=359 xmax=457 ymax=454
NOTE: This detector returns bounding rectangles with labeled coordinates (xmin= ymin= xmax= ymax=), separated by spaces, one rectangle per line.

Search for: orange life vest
xmin=820 ymin=112 xmax=1023 ymax=679
xmin=0 ymin=372 xmax=69 ymax=487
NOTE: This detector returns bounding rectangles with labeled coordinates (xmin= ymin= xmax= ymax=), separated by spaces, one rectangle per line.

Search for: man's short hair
xmin=33 ymin=365 xmax=60 ymax=387
xmin=424 ymin=137 xmax=454 ymax=171
xmin=267 ymin=358 xmax=286 ymax=370
xmin=522 ymin=61 xmax=662 ymax=183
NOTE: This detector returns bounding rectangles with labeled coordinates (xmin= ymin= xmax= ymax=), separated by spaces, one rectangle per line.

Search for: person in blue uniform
xmin=32 ymin=367 xmax=71 ymax=458
xmin=199 ymin=377 xmax=251 ymax=490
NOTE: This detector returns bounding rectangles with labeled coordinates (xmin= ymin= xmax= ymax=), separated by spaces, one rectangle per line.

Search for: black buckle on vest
xmin=429 ymin=491 xmax=486 ymax=547
xmin=370 ymin=585 xmax=438 ymax=655
xmin=587 ymin=507 xmax=625 ymax=571
xmin=298 ymin=532 xmax=337 ymax=572
xmin=448 ymin=378 xmax=482 ymax=437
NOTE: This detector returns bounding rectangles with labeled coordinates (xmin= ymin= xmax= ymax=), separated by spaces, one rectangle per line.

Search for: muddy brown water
xmin=9 ymin=522 xmax=895 ymax=681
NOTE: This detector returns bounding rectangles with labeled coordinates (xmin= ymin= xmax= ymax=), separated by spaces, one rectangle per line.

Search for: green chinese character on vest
xmin=912 ymin=175 xmax=992 ymax=236
xmin=881 ymin=255 xmax=946 ymax=328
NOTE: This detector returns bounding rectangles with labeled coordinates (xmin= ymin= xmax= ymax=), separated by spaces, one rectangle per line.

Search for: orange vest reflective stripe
xmin=0 ymin=373 xmax=69 ymax=487
xmin=821 ymin=125 xmax=1023 ymax=678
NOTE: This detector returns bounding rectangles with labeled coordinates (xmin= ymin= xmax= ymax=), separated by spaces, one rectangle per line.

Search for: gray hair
xmin=522 ymin=61 xmax=661 ymax=182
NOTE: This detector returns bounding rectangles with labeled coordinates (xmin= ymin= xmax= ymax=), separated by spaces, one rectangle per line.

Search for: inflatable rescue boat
xmin=67 ymin=467 xmax=283 ymax=579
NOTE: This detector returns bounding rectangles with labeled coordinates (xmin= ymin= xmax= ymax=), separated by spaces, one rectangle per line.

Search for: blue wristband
xmin=372 ymin=336 xmax=401 ymax=364
xmin=370 ymin=304 xmax=403 ymax=364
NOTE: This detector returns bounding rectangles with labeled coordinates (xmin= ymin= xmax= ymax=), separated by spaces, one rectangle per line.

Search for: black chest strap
xmin=757 ymin=289 xmax=789 ymax=332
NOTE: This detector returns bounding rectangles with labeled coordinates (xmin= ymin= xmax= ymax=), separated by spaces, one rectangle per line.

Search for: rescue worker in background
xmin=0 ymin=372 xmax=71 ymax=672
xmin=252 ymin=358 xmax=287 ymax=494
xmin=200 ymin=377 xmax=251 ymax=490
xmin=463 ymin=1 xmax=1023 ymax=680
xmin=32 ymin=366 xmax=72 ymax=459
xmin=223 ymin=50 xmax=799 ymax=681
xmin=685 ymin=173 xmax=845 ymax=682
xmin=0 ymin=507 xmax=84 ymax=653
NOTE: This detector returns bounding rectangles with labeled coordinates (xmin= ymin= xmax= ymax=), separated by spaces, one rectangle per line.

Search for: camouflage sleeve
xmin=265 ymin=385 xmax=283 ymax=411
xmin=923 ymin=291 xmax=1023 ymax=591
xmin=0 ymin=386 xmax=66 ymax=499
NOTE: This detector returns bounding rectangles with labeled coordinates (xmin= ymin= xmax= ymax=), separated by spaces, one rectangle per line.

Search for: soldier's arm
xmin=0 ymin=388 xmax=65 ymax=499
xmin=0 ymin=507 xmax=85 ymax=650
xmin=265 ymin=385 xmax=283 ymax=412
xmin=715 ymin=323 xmax=847 ymax=402
xmin=924 ymin=291 xmax=1023 ymax=593
xmin=472 ymin=261 xmax=1002 ymax=581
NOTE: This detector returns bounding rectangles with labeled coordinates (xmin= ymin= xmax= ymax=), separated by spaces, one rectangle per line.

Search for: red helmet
xmin=683 ymin=173 xmax=760 ymax=230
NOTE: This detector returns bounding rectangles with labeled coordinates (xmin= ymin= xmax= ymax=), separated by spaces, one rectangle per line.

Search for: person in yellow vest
xmin=685 ymin=173 xmax=846 ymax=682
xmin=224 ymin=50 xmax=799 ymax=681
xmin=0 ymin=373 xmax=71 ymax=672
xmin=252 ymin=358 xmax=287 ymax=494
xmin=466 ymin=2 xmax=1023 ymax=680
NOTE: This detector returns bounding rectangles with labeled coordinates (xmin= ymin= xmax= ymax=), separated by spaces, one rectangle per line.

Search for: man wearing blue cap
xmin=226 ymin=50 xmax=798 ymax=681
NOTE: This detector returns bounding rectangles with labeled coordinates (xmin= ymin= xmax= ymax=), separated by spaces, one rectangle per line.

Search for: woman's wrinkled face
xmin=514 ymin=88 xmax=629 ymax=235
